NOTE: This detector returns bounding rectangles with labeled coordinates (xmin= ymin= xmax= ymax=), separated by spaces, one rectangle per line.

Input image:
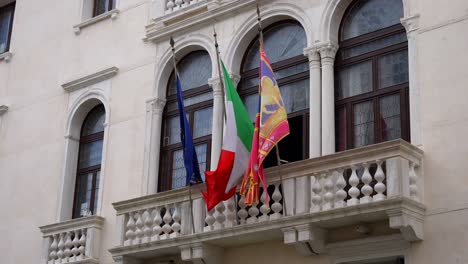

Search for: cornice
xmin=62 ymin=66 xmax=119 ymax=93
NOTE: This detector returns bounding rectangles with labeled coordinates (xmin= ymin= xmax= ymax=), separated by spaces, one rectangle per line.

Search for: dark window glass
xmin=94 ymin=0 xmax=113 ymax=17
xmin=0 ymin=2 xmax=15 ymax=54
xmin=159 ymin=51 xmax=212 ymax=191
xmin=335 ymin=0 xmax=409 ymax=151
xmin=73 ymin=105 xmax=105 ymax=219
xmin=239 ymin=21 xmax=309 ymax=166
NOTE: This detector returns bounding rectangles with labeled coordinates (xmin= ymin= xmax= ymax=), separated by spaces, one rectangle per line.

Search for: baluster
xmin=124 ymin=212 xmax=136 ymax=246
xmin=63 ymin=232 xmax=72 ymax=262
xmin=152 ymin=207 xmax=163 ymax=241
xmin=56 ymin=233 xmax=65 ymax=262
xmin=373 ymin=160 xmax=386 ymax=201
xmin=246 ymin=202 xmax=259 ymax=224
xmin=49 ymin=234 xmax=58 ymax=262
xmin=214 ymin=201 xmax=226 ymax=229
xmin=142 ymin=209 xmax=153 ymax=243
xmin=78 ymin=229 xmax=86 ymax=259
xmin=335 ymin=169 xmax=347 ymax=208
xmin=310 ymin=174 xmax=323 ymax=212
xmin=409 ymin=162 xmax=419 ymax=201
xmin=347 ymin=166 xmax=360 ymax=206
xmin=259 ymin=188 xmax=271 ymax=222
xmin=322 ymin=171 xmax=335 ymax=210
xmin=171 ymin=204 xmax=181 ymax=237
xmin=166 ymin=0 xmax=175 ymax=13
xmin=224 ymin=197 xmax=237 ymax=227
xmin=134 ymin=211 xmax=144 ymax=244
xmin=204 ymin=207 xmax=215 ymax=231
xmin=360 ymin=163 xmax=373 ymax=204
xmin=270 ymin=183 xmax=283 ymax=220
xmin=182 ymin=0 xmax=191 ymax=7
xmin=174 ymin=0 xmax=183 ymax=10
xmin=162 ymin=206 xmax=173 ymax=239
xmin=71 ymin=230 xmax=80 ymax=261
xmin=237 ymin=195 xmax=248 ymax=224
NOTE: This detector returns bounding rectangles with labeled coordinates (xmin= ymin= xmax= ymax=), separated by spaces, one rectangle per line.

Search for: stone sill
xmin=39 ymin=215 xmax=104 ymax=236
xmin=0 ymin=51 xmax=12 ymax=62
xmin=109 ymin=197 xmax=425 ymax=258
xmin=73 ymin=9 xmax=120 ymax=35
xmin=145 ymin=0 xmax=256 ymax=42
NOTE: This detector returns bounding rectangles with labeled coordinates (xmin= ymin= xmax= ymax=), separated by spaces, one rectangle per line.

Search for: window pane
xmin=280 ymin=79 xmax=309 ymax=114
xmin=275 ymin=62 xmax=309 ymax=79
xmin=95 ymin=0 xmax=109 ymax=16
xmin=164 ymin=116 xmax=181 ymax=145
xmin=379 ymin=94 xmax=401 ymax=141
xmin=378 ymin=50 xmax=409 ymax=88
xmin=93 ymin=171 xmax=100 ymax=213
xmin=195 ymin=144 xmax=207 ymax=181
xmin=75 ymin=173 xmax=93 ymax=218
xmin=342 ymin=32 xmax=407 ymax=59
xmin=171 ymin=150 xmax=185 ymax=189
xmin=0 ymin=7 xmax=13 ymax=54
xmin=193 ymin=107 xmax=212 ymax=138
xmin=342 ymin=0 xmax=404 ymax=40
xmin=243 ymin=22 xmax=307 ymax=71
xmin=168 ymin=51 xmax=212 ymax=94
xmin=82 ymin=105 xmax=105 ymax=136
xmin=243 ymin=94 xmax=258 ymax=123
xmin=336 ymin=61 xmax=373 ymax=100
xmin=353 ymin=101 xmax=374 ymax=148
xmin=166 ymin=92 xmax=213 ymax=112
xmin=78 ymin=140 xmax=103 ymax=169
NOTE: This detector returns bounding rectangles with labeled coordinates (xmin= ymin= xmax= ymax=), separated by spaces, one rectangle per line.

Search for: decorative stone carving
xmin=283 ymin=225 xmax=327 ymax=256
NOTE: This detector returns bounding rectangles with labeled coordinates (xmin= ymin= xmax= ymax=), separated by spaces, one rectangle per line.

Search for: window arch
xmin=72 ymin=104 xmax=105 ymax=219
xmin=160 ymin=50 xmax=213 ymax=191
xmin=239 ymin=21 xmax=309 ymax=166
xmin=335 ymin=0 xmax=409 ymax=151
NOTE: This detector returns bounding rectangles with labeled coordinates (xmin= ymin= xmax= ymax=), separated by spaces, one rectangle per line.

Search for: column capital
xmin=146 ymin=97 xmax=166 ymax=114
xmin=303 ymin=46 xmax=321 ymax=61
xmin=316 ymin=41 xmax=339 ymax=60
xmin=401 ymin=14 xmax=420 ymax=35
xmin=208 ymin=77 xmax=223 ymax=97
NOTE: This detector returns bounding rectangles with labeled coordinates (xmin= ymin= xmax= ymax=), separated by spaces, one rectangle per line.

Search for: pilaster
xmin=304 ymin=46 xmax=321 ymax=158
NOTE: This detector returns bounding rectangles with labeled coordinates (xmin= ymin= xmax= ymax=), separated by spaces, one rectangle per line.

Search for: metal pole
xmin=213 ymin=25 xmax=227 ymax=121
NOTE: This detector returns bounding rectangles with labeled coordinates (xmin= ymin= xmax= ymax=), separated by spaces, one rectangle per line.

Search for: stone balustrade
xmin=164 ymin=0 xmax=206 ymax=15
xmin=110 ymin=140 xmax=425 ymax=262
xmin=39 ymin=216 xmax=104 ymax=264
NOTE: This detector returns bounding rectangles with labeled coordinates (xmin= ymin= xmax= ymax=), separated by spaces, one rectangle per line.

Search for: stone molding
xmin=0 ymin=51 xmax=12 ymax=62
xmin=73 ymin=9 xmax=120 ymax=34
xmin=0 ymin=105 xmax=8 ymax=115
xmin=146 ymin=97 xmax=167 ymax=114
xmin=39 ymin=215 xmax=105 ymax=236
xmin=401 ymin=14 xmax=421 ymax=34
xmin=62 ymin=66 xmax=119 ymax=93
xmin=316 ymin=41 xmax=339 ymax=60
xmin=180 ymin=243 xmax=223 ymax=264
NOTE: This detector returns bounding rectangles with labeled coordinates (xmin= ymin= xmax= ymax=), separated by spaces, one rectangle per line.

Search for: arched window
xmin=72 ymin=105 xmax=105 ymax=219
xmin=160 ymin=50 xmax=213 ymax=191
xmin=239 ymin=21 xmax=309 ymax=166
xmin=335 ymin=0 xmax=409 ymax=151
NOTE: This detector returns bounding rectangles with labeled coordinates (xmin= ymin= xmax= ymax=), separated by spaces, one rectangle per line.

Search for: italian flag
xmin=203 ymin=61 xmax=254 ymax=211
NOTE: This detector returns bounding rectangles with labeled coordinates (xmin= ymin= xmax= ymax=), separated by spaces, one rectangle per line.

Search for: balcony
xmin=109 ymin=140 xmax=425 ymax=263
xmin=39 ymin=216 xmax=104 ymax=264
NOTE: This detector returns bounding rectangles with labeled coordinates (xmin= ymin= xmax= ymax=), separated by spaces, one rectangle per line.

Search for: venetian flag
xmin=241 ymin=43 xmax=290 ymax=206
xmin=203 ymin=61 xmax=254 ymax=211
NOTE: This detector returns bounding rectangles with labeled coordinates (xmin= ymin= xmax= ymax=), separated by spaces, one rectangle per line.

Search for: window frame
xmin=0 ymin=2 xmax=15 ymax=55
xmin=93 ymin=0 xmax=113 ymax=17
xmin=335 ymin=1 xmax=410 ymax=152
xmin=72 ymin=105 xmax=105 ymax=219
xmin=238 ymin=20 xmax=310 ymax=164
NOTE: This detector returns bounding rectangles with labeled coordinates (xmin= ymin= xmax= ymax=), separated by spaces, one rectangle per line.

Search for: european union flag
xmin=175 ymin=75 xmax=203 ymax=186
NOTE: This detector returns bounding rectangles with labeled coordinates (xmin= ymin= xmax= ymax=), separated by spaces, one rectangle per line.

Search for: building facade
xmin=0 ymin=0 xmax=467 ymax=263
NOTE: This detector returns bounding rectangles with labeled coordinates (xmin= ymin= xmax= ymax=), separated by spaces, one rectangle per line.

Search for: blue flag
xmin=175 ymin=75 xmax=203 ymax=186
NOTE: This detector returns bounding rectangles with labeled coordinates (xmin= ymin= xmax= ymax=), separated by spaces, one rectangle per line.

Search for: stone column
xmin=208 ymin=77 xmax=224 ymax=170
xmin=303 ymin=47 xmax=321 ymax=158
xmin=401 ymin=14 xmax=422 ymax=146
xmin=142 ymin=98 xmax=166 ymax=195
xmin=318 ymin=42 xmax=338 ymax=155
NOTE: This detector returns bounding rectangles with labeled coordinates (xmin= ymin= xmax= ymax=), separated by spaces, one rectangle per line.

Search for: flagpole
xmin=213 ymin=25 xmax=227 ymax=122
xmin=256 ymin=2 xmax=288 ymax=216
xmin=170 ymin=36 xmax=197 ymax=234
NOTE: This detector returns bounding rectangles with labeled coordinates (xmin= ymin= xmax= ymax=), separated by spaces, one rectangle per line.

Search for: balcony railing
xmin=39 ymin=216 xmax=104 ymax=264
xmin=110 ymin=140 xmax=425 ymax=263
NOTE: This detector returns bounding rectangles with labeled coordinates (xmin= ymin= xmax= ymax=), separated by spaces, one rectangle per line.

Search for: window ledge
xmin=74 ymin=9 xmax=120 ymax=35
xmin=62 ymin=66 xmax=119 ymax=92
xmin=0 ymin=51 xmax=12 ymax=62
xmin=0 ymin=105 xmax=8 ymax=115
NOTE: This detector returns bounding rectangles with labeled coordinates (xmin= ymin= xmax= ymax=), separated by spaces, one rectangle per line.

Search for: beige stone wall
xmin=1 ymin=0 xmax=468 ymax=263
